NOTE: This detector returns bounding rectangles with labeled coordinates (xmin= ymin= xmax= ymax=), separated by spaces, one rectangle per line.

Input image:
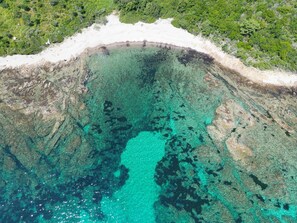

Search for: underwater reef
xmin=0 ymin=44 xmax=296 ymax=222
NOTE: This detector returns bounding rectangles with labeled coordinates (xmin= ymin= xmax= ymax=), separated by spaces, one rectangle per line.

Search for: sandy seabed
xmin=0 ymin=13 xmax=296 ymax=87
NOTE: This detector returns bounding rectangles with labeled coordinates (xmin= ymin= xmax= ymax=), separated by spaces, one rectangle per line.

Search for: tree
xmin=240 ymin=19 xmax=261 ymax=36
xmin=144 ymin=2 xmax=161 ymax=18
xmin=279 ymin=41 xmax=291 ymax=60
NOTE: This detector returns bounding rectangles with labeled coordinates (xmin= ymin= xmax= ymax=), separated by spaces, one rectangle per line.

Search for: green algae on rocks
xmin=0 ymin=44 xmax=297 ymax=222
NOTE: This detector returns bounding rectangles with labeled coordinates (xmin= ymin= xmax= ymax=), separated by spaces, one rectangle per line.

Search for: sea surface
xmin=0 ymin=45 xmax=296 ymax=222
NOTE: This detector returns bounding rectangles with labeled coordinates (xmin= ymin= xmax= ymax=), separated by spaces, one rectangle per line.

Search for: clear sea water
xmin=101 ymin=132 xmax=165 ymax=223
xmin=0 ymin=45 xmax=296 ymax=223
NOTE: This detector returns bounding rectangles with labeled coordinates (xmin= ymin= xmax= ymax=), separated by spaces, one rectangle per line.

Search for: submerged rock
xmin=0 ymin=44 xmax=297 ymax=222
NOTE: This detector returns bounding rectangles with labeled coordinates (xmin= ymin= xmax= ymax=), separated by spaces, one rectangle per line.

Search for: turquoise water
xmin=0 ymin=46 xmax=297 ymax=223
xmin=101 ymin=131 xmax=165 ymax=223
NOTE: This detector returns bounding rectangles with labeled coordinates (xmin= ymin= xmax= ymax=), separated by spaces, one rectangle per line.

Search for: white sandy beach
xmin=0 ymin=13 xmax=296 ymax=87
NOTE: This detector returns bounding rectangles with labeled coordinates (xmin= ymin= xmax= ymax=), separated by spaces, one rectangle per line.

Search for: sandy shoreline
xmin=0 ymin=13 xmax=296 ymax=87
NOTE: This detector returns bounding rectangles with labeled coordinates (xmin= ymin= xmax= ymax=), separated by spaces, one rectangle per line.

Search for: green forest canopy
xmin=0 ymin=0 xmax=296 ymax=71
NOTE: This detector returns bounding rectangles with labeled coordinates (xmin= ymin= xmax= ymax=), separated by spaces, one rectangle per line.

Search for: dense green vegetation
xmin=0 ymin=0 xmax=114 ymax=54
xmin=116 ymin=0 xmax=297 ymax=71
xmin=0 ymin=0 xmax=296 ymax=70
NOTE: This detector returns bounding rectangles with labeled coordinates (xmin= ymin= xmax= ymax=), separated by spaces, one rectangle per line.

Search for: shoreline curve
xmin=0 ymin=13 xmax=296 ymax=87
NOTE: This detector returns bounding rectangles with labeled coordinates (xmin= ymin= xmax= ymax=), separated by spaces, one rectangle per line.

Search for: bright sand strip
xmin=0 ymin=13 xmax=296 ymax=87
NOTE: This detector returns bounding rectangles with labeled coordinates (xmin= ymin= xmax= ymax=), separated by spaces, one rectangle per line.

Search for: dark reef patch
xmin=178 ymin=48 xmax=214 ymax=66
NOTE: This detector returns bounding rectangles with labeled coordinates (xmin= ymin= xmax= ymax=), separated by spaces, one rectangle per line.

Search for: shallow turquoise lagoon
xmin=101 ymin=131 xmax=165 ymax=223
xmin=0 ymin=45 xmax=296 ymax=223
